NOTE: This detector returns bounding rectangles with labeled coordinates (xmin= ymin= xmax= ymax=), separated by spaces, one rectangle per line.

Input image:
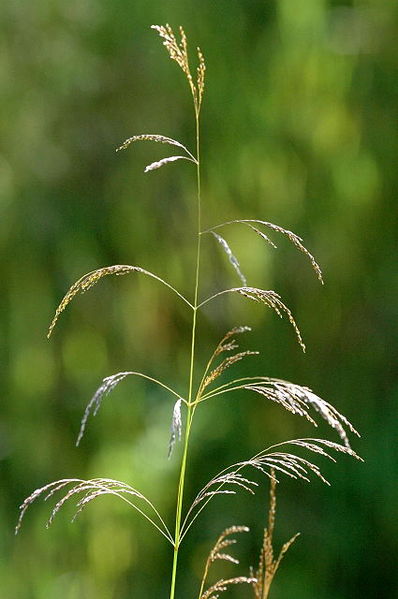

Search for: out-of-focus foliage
xmin=1 ymin=1 xmax=397 ymax=598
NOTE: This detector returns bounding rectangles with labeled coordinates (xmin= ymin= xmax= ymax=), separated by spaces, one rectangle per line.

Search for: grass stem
xmin=169 ymin=109 xmax=202 ymax=599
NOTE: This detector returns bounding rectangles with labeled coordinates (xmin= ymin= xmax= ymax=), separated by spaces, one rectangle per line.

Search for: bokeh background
xmin=1 ymin=1 xmax=397 ymax=598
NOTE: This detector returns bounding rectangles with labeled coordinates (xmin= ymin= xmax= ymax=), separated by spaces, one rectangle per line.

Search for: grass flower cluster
xmin=17 ymin=25 xmax=361 ymax=598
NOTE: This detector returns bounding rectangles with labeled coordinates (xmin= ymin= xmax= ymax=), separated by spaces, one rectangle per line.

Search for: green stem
xmin=169 ymin=110 xmax=201 ymax=599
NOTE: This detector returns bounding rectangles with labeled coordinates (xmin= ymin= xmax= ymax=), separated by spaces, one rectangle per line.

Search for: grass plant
xmin=16 ymin=24 xmax=361 ymax=598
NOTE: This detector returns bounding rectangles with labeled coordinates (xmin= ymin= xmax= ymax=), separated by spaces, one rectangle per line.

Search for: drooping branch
xmin=180 ymin=438 xmax=361 ymax=541
xmin=198 ymin=287 xmax=305 ymax=352
xmin=47 ymin=264 xmax=193 ymax=338
xmin=203 ymin=219 xmax=323 ymax=283
xmin=16 ymin=477 xmax=174 ymax=544
xmin=199 ymin=376 xmax=360 ymax=448
xmin=116 ymin=133 xmax=197 ymax=162
xmin=76 ymin=371 xmax=185 ymax=446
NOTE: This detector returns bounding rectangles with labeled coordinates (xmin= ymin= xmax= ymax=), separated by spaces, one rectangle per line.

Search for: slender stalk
xmin=169 ymin=109 xmax=202 ymax=599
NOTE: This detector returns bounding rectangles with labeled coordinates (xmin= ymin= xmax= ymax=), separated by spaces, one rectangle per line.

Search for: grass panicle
xmin=17 ymin=24 xmax=361 ymax=599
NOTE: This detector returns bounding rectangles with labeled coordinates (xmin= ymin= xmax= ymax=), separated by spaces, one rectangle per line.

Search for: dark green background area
xmin=1 ymin=1 xmax=397 ymax=598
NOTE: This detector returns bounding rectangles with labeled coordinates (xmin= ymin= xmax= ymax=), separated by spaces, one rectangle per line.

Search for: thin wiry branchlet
xmin=251 ymin=470 xmax=300 ymax=599
xmin=196 ymin=326 xmax=252 ymax=400
xmin=116 ymin=134 xmax=197 ymax=162
xmin=151 ymin=25 xmax=206 ymax=113
xmin=198 ymin=287 xmax=305 ymax=351
xmin=48 ymin=265 xmax=135 ymax=337
xmin=193 ymin=473 xmax=259 ymax=509
xmin=199 ymin=526 xmax=249 ymax=597
xmin=47 ymin=264 xmax=193 ymax=337
xmin=213 ymin=326 xmax=251 ymax=357
xmin=211 ymin=232 xmax=247 ymax=285
xmin=236 ymin=287 xmax=305 ymax=352
xmin=241 ymin=222 xmax=277 ymax=249
xmin=205 ymin=219 xmax=323 ymax=284
xmin=77 ymin=371 xmax=184 ymax=447
xmin=76 ymin=372 xmax=131 ymax=446
xmin=203 ymin=351 xmax=259 ymax=390
xmin=278 ymin=438 xmax=363 ymax=462
xmin=168 ymin=399 xmax=182 ymax=458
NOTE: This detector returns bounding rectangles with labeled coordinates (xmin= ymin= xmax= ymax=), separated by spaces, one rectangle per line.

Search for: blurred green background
xmin=1 ymin=0 xmax=397 ymax=597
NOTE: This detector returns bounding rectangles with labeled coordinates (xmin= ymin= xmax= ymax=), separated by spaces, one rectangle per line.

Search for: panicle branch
xmin=47 ymin=264 xmax=193 ymax=338
xmin=76 ymin=371 xmax=184 ymax=447
xmin=198 ymin=287 xmax=305 ymax=352
xmin=204 ymin=219 xmax=323 ymax=284
xmin=15 ymin=477 xmax=174 ymax=544
xmin=181 ymin=438 xmax=361 ymax=540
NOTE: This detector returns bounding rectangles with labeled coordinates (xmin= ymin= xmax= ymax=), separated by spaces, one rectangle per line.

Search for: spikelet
xmin=251 ymin=471 xmax=299 ymax=599
xmin=47 ymin=264 xmax=192 ymax=338
xmin=47 ymin=265 xmax=134 ymax=337
xmin=212 ymin=232 xmax=247 ymax=285
xmin=197 ymin=47 xmax=206 ymax=109
xmin=152 ymin=24 xmax=206 ymax=113
xmin=168 ymin=399 xmax=182 ymax=458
